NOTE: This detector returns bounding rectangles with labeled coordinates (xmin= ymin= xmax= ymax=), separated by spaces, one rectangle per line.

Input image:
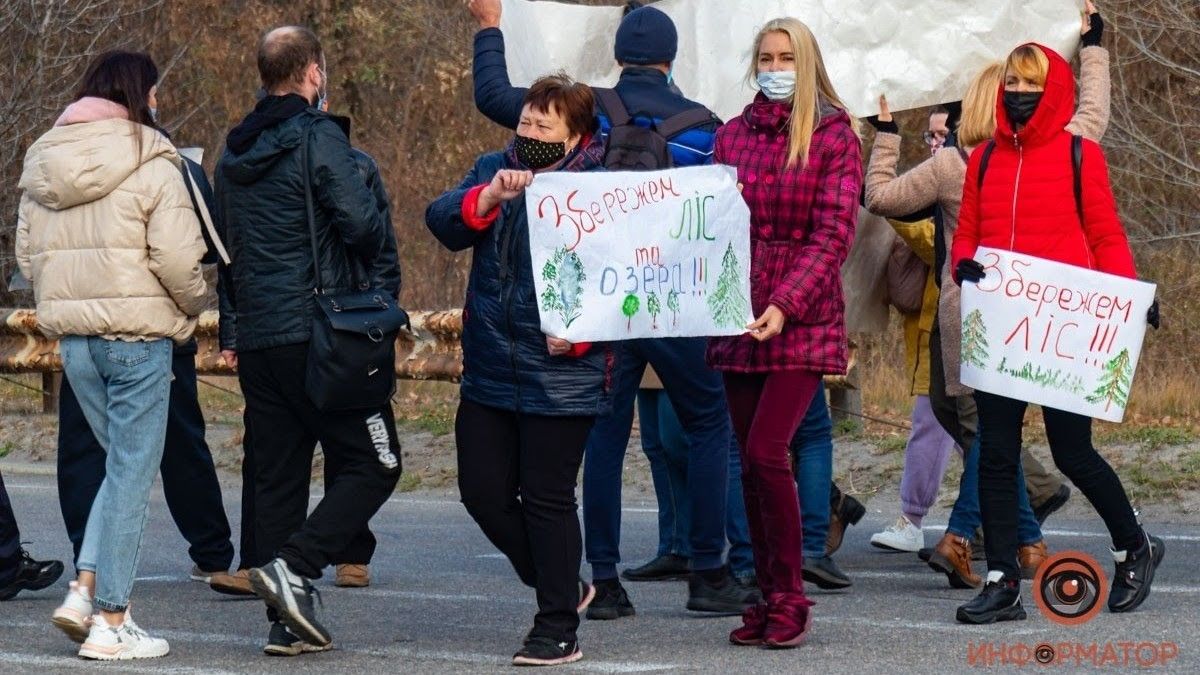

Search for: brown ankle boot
xmin=928 ymin=533 xmax=981 ymax=589
xmin=1019 ymin=541 xmax=1049 ymax=580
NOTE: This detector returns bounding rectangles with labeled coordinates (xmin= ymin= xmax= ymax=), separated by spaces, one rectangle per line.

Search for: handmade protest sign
xmin=498 ymin=0 xmax=1080 ymax=120
xmin=526 ymin=165 xmax=752 ymax=342
xmin=959 ymin=247 xmax=1156 ymax=423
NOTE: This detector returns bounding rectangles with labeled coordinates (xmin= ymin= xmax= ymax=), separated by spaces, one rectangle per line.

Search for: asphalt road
xmin=1 ymin=473 xmax=1197 ymax=673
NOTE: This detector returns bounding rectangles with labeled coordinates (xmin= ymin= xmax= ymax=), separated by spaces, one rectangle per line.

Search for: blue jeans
xmin=584 ymin=337 xmax=730 ymax=578
xmin=637 ymin=389 xmax=690 ymax=558
xmin=945 ymin=437 xmax=1042 ymax=546
xmin=726 ymin=382 xmax=832 ymax=569
xmin=60 ymin=336 xmax=172 ymax=612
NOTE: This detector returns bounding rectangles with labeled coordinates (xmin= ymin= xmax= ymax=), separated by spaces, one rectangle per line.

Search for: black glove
xmin=1082 ymin=12 xmax=1104 ymax=47
xmin=955 ymin=259 xmax=986 ymax=285
xmin=865 ymin=115 xmax=900 ymax=134
xmin=1147 ymin=299 xmax=1160 ymax=330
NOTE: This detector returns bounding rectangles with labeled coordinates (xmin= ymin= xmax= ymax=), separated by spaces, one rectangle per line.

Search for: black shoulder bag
xmin=300 ymin=130 xmax=410 ymax=412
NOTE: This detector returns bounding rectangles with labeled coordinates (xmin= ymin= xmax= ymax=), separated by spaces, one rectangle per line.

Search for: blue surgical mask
xmin=666 ymin=64 xmax=675 ymax=86
xmin=149 ymin=107 xmax=159 ymax=123
xmin=757 ymin=70 xmax=796 ymax=102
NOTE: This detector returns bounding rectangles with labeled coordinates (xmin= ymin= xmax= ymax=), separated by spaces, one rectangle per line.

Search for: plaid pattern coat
xmin=706 ymin=95 xmax=862 ymax=374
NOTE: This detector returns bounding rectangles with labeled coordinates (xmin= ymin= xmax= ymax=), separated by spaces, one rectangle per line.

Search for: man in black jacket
xmin=216 ymin=25 xmax=401 ymax=655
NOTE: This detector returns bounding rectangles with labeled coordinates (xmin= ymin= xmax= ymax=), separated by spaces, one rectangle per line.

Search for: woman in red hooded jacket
xmin=951 ymin=43 xmax=1163 ymax=624
xmin=708 ymin=17 xmax=861 ymax=648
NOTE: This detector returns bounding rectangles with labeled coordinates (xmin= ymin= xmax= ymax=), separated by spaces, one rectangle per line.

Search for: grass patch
xmin=0 ymin=440 xmax=13 ymax=458
xmin=397 ymin=472 xmax=423 ymax=492
xmin=1120 ymin=450 xmax=1200 ymax=504
xmin=871 ymin=433 xmax=908 ymax=455
xmin=833 ymin=417 xmax=862 ymax=438
xmin=1095 ymin=424 xmax=1195 ymax=450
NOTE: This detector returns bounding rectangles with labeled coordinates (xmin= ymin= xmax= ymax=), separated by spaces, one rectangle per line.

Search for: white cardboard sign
xmin=960 ymin=247 xmax=1156 ymax=423
xmin=498 ymin=0 xmax=1081 ymax=120
xmin=525 ymin=165 xmax=752 ymax=342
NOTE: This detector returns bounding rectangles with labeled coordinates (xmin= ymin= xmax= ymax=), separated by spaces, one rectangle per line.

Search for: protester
xmin=709 ymin=17 xmax=861 ymax=648
xmin=865 ymin=4 xmax=1112 ymax=588
xmin=0 ymin=471 xmax=64 ymax=601
xmin=866 ymin=214 xmax=959 ymax=555
xmin=951 ymin=41 xmax=1163 ymax=624
xmin=468 ymin=0 xmax=755 ymax=621
xmin=924 ymin=105 xmax=952 ymax=155
xmin=55 ymin=146 xmax=240 ymax=595
xmin=216 ymin=25 xmax=402 ymax=654
xmin=17 ymin=50 xmax=208 ymax=659
xmin=790 ymin=385 xmax=853 ymax=589
xmin=427 ymin=75 xmax=609 ymax=666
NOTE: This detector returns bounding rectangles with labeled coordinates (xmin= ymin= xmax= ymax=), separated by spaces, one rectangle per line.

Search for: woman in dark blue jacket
xmin=426 ymin=75 xmax=610 ymax=667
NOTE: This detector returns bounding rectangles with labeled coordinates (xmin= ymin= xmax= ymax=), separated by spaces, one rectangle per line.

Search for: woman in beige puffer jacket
xmin=16 ymin=93 xmax=208 ymax=342
xmin=16 ymin=50 xmax=206 ymax=660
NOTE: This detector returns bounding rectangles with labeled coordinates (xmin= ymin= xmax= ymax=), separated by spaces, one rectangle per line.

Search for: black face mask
xmin=1003 ymin=91 xmax=1042 ymax=127
xmin=514 ymin=135 xmax=567 ymax=170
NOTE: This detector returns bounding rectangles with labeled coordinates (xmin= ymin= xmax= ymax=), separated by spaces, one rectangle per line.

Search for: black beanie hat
xmin=613 ymin=6 xmax=678 ymax=66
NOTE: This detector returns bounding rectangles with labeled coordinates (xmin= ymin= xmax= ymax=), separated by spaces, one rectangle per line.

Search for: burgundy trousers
xmin=723 ymin=370 xmax=821 ymax=601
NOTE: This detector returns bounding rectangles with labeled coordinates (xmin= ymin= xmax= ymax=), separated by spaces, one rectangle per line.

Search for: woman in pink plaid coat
xmin=707 ymin=17 xmax=862 ymax=649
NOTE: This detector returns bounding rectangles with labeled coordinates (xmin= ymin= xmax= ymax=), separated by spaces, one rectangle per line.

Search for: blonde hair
xmin=749 ymin=18 xmax=851 ymax=168
xmin=956 ymin=62 xmax=1005 ymax=149
xmin=1006 ymin=45 xmax=1050 ymax=88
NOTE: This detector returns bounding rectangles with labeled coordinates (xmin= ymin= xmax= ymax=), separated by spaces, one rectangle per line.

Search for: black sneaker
xmin=512 ymin=636 xmax=582 ymax=666
xmin=620 ymin=554 xmax=690 ymax=582
xmin=0 ymin=548 xmax=64 ymax=601
xmin=956 ymin=572 xmax=1026 ymax=624
xmin=586 ymin=579 xmax=635 ymax=620
xmin=687 ymin=570 xmax=761 ymax=615
xmin=802 ymin=556 xmax=852 ymax=590
xmin=1033 ymin=485 xmax=1071 ymax=526
xmin=1108 ymin=531 xmax=1165 ymax=613
xmin=917 ymin=547 xmax=933 ymax=563
xmin=263 ymin=621 xmax=331 ymax=656
xmin=249 ymin=558 xmax=332 ymax=647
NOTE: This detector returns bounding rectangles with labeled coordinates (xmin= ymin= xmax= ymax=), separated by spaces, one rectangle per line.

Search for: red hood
xmin=994 ymin=43 xmax=1075 ymax=149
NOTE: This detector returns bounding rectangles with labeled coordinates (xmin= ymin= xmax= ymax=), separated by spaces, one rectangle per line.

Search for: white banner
xmin=960 ymin=248 xmax=1156 ymax=423
xmin=525 ymin=165 xmax=752 ymax=342
xmin=498 ymin=0 xmax=1081 ymax=120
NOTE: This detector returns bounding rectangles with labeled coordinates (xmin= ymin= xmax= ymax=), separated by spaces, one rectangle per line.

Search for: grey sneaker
xmin=263 ymin=621 xmax=332 ymax=656
xmin=249 ymin=558 xmax=331 ymax=647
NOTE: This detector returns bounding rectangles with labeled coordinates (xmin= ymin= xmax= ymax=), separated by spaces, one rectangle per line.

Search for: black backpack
xmin=977 ymin=134 xmax=1084 ymax=223
xmin=595 ymin=88 xmax=715 ymax=170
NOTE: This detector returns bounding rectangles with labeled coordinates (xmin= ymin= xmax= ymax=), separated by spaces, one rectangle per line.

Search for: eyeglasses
xmin=923 ymin=131 xmax=948 ymax=147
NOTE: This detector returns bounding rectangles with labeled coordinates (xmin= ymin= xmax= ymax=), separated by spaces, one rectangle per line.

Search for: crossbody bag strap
xmin=300 ymin=124 xmax=324 ymax=295
xmin=182 ymin=165 xmax=231 ymax=265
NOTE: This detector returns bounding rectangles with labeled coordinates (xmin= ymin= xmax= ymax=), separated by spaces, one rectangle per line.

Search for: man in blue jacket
xmin=468 ymin=0 xmax=756 ymax=620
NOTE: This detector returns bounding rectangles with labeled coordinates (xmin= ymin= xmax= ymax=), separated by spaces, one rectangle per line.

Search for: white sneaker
xmin=870 ymin=516 xmax=925 ymax=553
xmin=78 ymin=610 xmax=170 ymax=660
xmin=51 ymin=581 xmax=93 ymax=643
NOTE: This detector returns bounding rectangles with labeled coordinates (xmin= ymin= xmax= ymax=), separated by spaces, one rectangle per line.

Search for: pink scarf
xmin=54 ymin=97 xmax=129 ymax=127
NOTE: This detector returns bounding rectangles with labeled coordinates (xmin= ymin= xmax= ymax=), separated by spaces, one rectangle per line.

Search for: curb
xmin=0 ymin=459 xmax=57 ymax=477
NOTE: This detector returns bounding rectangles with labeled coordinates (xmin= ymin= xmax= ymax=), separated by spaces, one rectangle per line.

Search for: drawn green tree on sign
xmin=646 ymin=291 xmax=662 ymax=329
xmin=539 ymin=247 xmax=586 ymax=328
xmin=707 ymin=243 xmax=749 ymax=329
xmin=667 ymin=289 xmax=681 ymax=328
xmin=622 ymin=293 xmax=640 ymax=332
xmin=1086 ymin=348 xmax=1133 ymax=412
xmin=961 ymin=309 xmax=990 ymax=368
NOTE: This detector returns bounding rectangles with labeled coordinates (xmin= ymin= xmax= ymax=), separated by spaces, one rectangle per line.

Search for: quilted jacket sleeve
xmin=309 ymin=118 xmax=387 ymax=261
xmin=15 ymin=194 xmax=33 ymax=283
xmin=473 ymin=28 xmax=526 ymax=130
xmin=768 ymin=124 xmax=862 ymax=321
xmin=145 ymin=159 xmax=209 ymax=317
xmin=427 ymin=155 xmax=500 ymax=252
xmin=864 ymin=132 xmax=942 ymax=217
xmin=1079 ymin=141 xmax=1135 ymax=278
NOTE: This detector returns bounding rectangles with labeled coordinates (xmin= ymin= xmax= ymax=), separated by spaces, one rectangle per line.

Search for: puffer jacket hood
xmin=20 ymin=118 xmax=181 ymax=211
xmin=994 ymin=44 xmax=1075 ymax=150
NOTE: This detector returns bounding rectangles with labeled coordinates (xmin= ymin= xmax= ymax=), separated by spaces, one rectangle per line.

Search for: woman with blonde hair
xmin=951 ymin=38 xmax=1162 ymax=623
xmin=864 ymin=4 xmax=1111 ymax=590
xmin=708 ymin=17 xmax=861 ymax=649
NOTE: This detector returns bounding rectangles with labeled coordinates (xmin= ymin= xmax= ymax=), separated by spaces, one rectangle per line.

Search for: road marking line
xmin=0 ymin=652 xmax=242 ymax=675
xmin=0 ymin=621 xmax=677 ymax=673
xmin=919 ymin=525 xmax=1200 ymax=542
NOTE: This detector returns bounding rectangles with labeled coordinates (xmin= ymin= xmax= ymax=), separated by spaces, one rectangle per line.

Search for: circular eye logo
xmin=1033 ymin=551 xmax=1108 ymax=626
